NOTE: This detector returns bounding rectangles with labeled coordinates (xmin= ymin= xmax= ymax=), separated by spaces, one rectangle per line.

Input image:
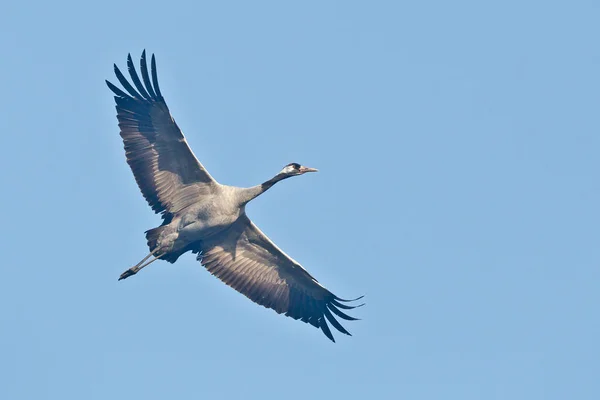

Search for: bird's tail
xmin=145 ymin=225 xmax=193 ymax=264
xmin=145 ymin=226 xmax=165 ymax=252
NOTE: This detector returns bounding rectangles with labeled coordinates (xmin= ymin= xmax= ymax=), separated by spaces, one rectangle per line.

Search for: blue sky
xmin=1 ymin=1 xmax=599 ymax=399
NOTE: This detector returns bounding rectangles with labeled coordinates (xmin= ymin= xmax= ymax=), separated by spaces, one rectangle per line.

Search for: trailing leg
xmin=118 ymin=248 xmax=161 ymax=281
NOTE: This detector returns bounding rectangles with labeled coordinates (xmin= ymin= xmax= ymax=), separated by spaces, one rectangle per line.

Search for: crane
xmin=106 ymin=51 xmax=362 ymax=342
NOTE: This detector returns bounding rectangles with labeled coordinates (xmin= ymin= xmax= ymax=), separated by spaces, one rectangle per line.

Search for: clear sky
xmin=1 ymin=1 xmax=599 ymax=399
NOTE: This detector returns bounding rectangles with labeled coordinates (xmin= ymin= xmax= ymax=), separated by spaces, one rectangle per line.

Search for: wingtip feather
xmin=127 ymin=52 xmax=151 ymax=100
xmin=140 ymin=50 xmax=157 ymax=99
xmin=319 ymin=318 xmax=336 ymax=343
xmin=113 ymin=62 xmax=143 ymax=100
xmin=334 ymin=295 xmax=365 ymax=302
xmin=324 ymin=307 xmax=351 ymax=336
xmin=105 ymin=79 xmax=129 ymax=98
xmin=151 ymin=53 xmax=163 ymax=99
xmin=328 ymin=303 xmax=360 ymax=321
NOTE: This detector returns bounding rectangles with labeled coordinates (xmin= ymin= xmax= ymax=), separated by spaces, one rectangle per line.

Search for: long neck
xmin=237 ymin=173 xmax=289 ymax=205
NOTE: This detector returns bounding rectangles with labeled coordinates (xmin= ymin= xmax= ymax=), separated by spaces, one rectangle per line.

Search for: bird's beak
xmin=300 ymin=166 xmax=318 ymax=173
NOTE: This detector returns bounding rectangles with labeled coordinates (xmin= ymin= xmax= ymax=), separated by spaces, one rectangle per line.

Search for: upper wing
xmin=195 ymin=214 xmax=363 ymax=342
xmin=106 ymin=51 xmax=217 ymax=217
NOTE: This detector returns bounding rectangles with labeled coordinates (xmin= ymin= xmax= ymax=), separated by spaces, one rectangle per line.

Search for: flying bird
xmin=106 ymin=51 xmax=362 ymax=342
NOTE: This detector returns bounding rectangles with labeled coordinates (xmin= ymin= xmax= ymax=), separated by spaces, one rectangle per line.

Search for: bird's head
xmin=278 ymin=162 xmax=318 ymax=177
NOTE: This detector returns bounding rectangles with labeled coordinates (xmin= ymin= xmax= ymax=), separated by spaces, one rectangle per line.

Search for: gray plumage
xmin=106 ymin=51 xmax=362 ymax=342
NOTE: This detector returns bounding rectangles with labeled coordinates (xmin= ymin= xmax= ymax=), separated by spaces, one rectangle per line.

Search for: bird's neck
xmin=238 ymin=173 xmax=289 ymax=205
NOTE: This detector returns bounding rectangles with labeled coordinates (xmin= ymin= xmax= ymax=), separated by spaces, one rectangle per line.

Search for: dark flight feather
xmin=127 ymin=53 xmax=151 ymax=100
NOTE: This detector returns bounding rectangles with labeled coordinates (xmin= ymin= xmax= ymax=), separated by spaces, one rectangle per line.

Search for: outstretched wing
xmin=106 ymin=51 xmax=217 ymax=217
xmin=195 ymin=214 xmax=363 ymax=342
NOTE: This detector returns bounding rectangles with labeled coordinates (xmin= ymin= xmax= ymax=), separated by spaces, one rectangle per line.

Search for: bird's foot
xmin=118 ymin=267 xmax=138 ymax=281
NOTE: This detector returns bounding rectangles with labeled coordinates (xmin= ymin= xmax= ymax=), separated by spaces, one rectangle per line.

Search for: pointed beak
xmin=300 ymin=166 xmax=318 ymax=173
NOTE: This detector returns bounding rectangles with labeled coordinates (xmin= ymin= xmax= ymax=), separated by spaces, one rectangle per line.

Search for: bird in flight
xmin=106 ymin=51 xmax=362 ymax=342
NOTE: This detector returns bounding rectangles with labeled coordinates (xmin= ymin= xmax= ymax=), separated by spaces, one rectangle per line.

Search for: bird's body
xmin=155 ymin=186 xmax=246 ymax=253
xmin=107 ymin=51 xmax=362 ymax=342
